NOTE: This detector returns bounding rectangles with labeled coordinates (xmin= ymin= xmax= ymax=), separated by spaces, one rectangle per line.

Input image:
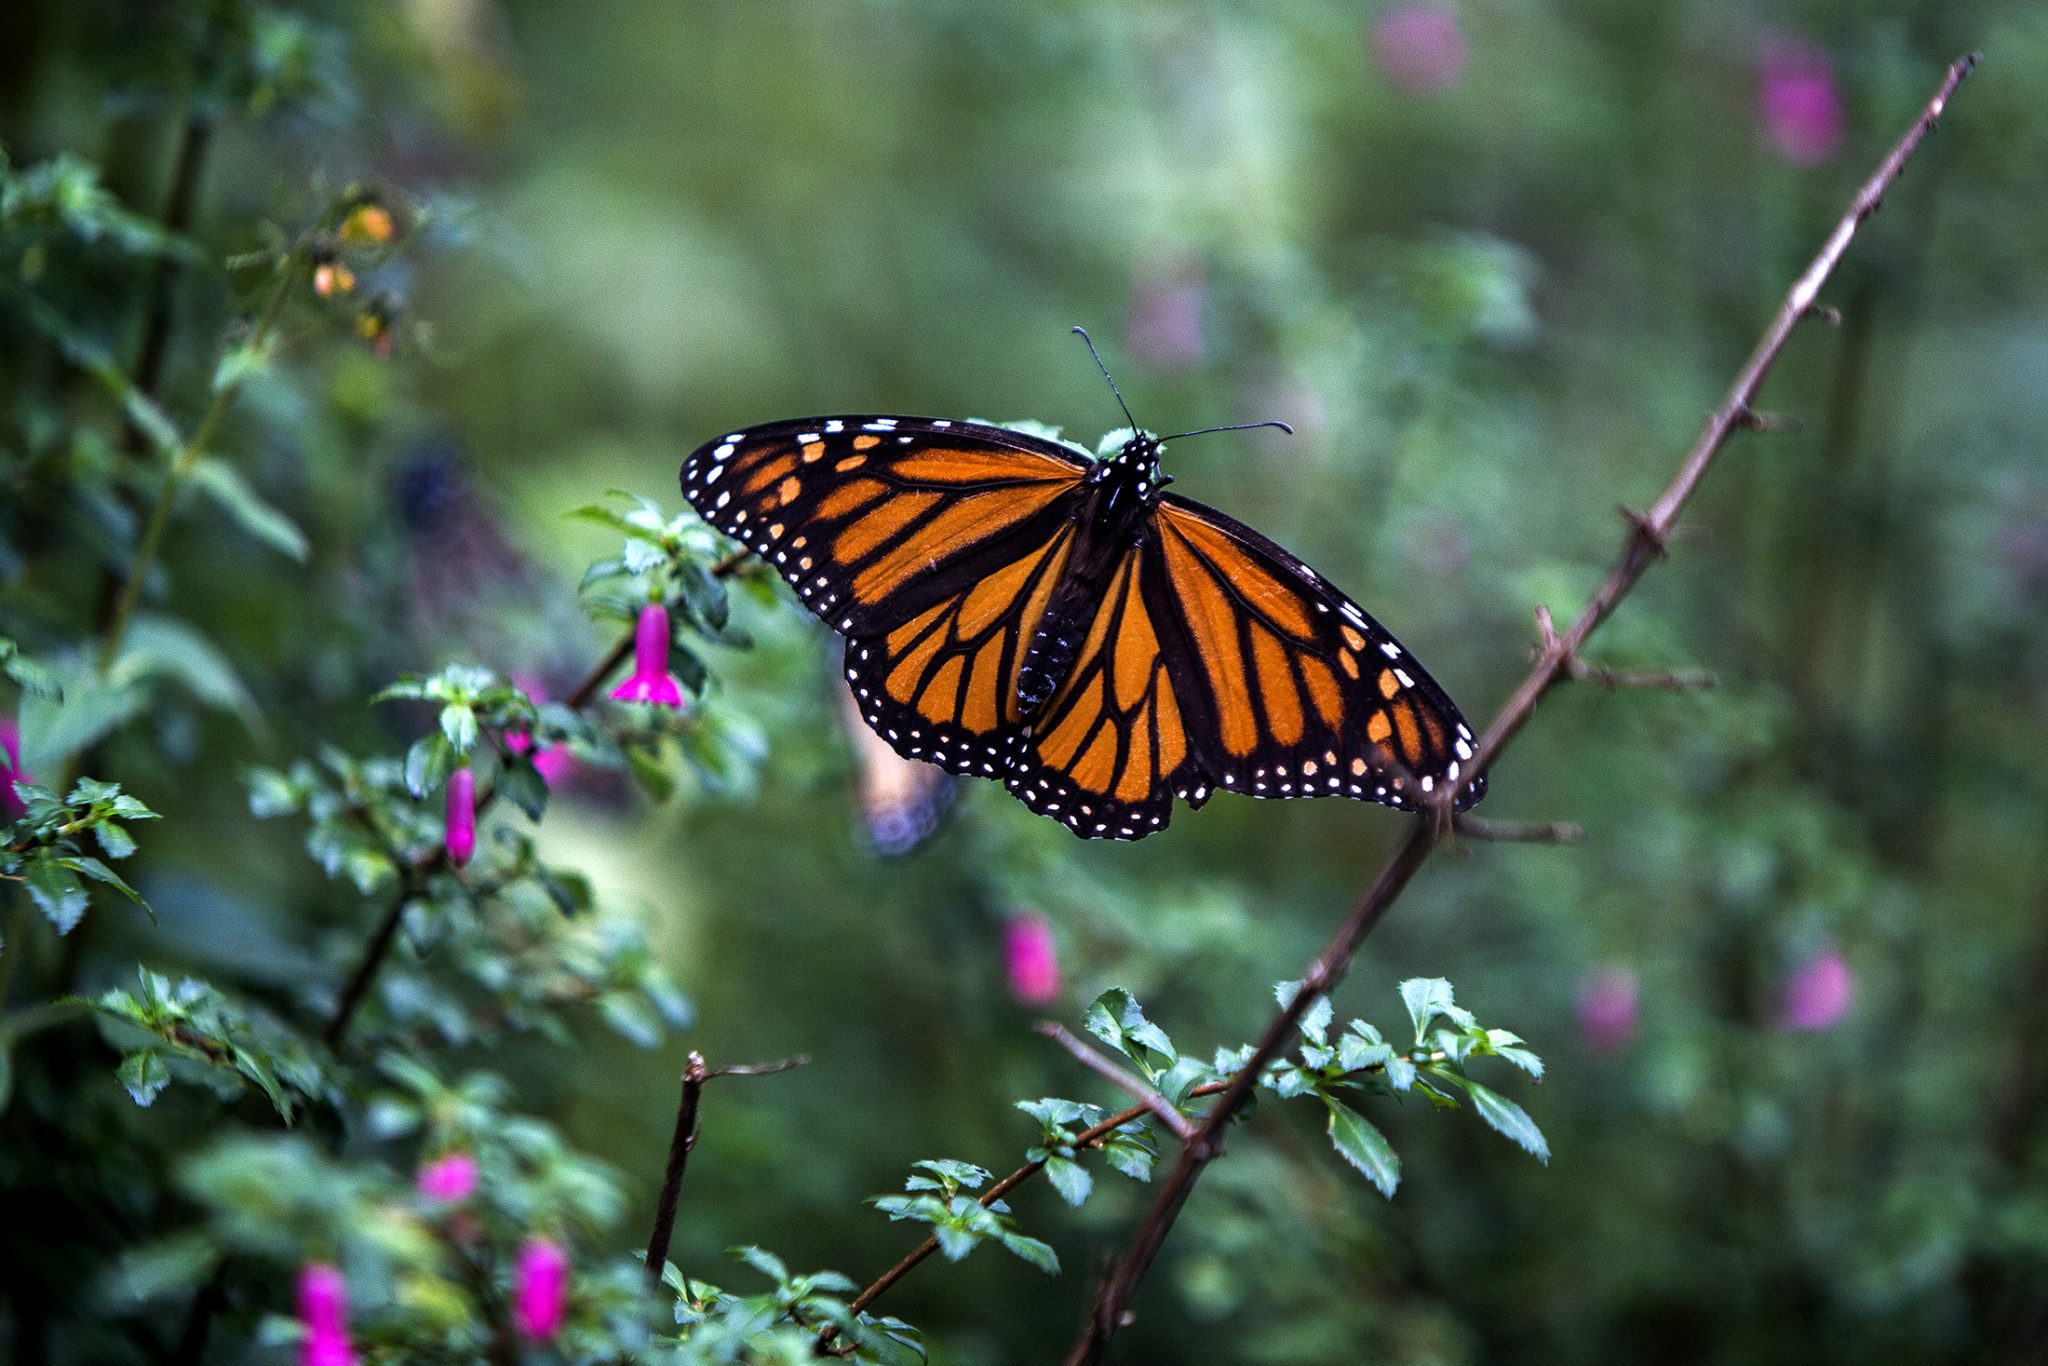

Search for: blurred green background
xmin=5 ymin=0 xmax=2048 ymax=1362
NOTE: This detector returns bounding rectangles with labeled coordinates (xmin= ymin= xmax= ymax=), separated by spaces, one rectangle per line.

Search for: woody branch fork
xmin=1062 ymin=52 xmax=1982 ymax=1366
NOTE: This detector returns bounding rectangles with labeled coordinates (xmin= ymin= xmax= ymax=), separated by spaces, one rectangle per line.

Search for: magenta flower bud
xmin=610 ymin=603 xmax=686 ymax=707
xmin=513 ymin=1236 xmax=570 ymax=1341
xmin=417 ymin=1150 xmax=479 ymax=1203
xmin=1004 ymin=913 xmax=1061 ymax=1007
xmin=532 ymin=744 xmax=575 ymax=787
xmin=1759 ymin=37 xmax=1844 ymax=166
xmin=1577 ymin=966 xmax=1639 ymax=1053
xmin=297 ymin=1262 xmax=357 ymax=1366
xmin=1373 ymin=5 xmax=1467 ymax=96
xmin=1 ymin=717 xmax=25 ymax=821
xmin=1782 ymin=946 xmax=1854 ymax=1031
xmin=444 ymin=766 xmax=476 ymax=868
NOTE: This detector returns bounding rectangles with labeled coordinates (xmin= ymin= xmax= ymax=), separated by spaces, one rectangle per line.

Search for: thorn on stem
xmin=1617 ymin=505 xmax=1669 ymax=558
xmin=1453 ymin=815 xmax=1584 ymax=844
xmin=1735 ymin=407 xmax=1802 ymax=433
xmin=1801 ymin=302 xmax=1843 ymax=326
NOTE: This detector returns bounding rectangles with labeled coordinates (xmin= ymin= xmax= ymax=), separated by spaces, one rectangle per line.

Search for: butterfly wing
xmin=683 ymin=416 xmax=1090 ymax=784
xmin=680 ymin=417 xmax=1088 ymax=637
xmin=1143 ymin=494 xmax=1483 ymax=813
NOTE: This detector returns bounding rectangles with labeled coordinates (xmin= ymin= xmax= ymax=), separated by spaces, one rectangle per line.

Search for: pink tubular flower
xmin=1577 ymin=966 xmax=1639 ymax=1053
xmin=505 ymin=677 xmax=576 ymax=788
xmin=1004 ymin=913 xmax=1062 ymax=1007
xmin=1759 ymin=37 xmax=1844 ymax=166
xmin=1373 ymin=5 xmax=1467 ymax=96
xmin=1 ymin=717 xmax=25 ymax=821
xmin=297 ymin=1262 xmax=357 ymax=1366
xmin=610 ymin=603 xmax=685 ymax=707
xmin=1782 ymin=946 xmax=1854 ymax=1031
xmin=445 ymin=767 xmax=476 ymax=868
xmin=417 ymin=1150 xmax=479 ymax=1203
xmin=514 ymin=1236 xmax=570 ymax=1341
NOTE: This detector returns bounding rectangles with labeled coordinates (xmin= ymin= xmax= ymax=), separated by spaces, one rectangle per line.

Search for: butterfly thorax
xmin=1014 ymin=434 xmax=1168 ymax=714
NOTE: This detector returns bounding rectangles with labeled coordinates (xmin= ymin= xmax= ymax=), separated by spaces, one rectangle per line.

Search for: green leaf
xmin=58 ymin=857 xmax=153 ymax=921
xmin=23 ymin=854 xmax=89 ymax=932
xmin=1458 ymin=1077 xmax=1550 ymax=1164
xmin=18 ymin=674 xmax=146 ymax=777
xmin=1043 ymin=1155 xmax=1093 ymax=1207
xmin=997 ymin=1231 xmax=1060 ymax=1275
xmin=210 ymin=334 xmax=275 ymax=394
xmin=495 ymin=756 xmax=549 ymax=821
xmin=730 ymin=1245 xmax=790 ymax=1285
xmin=187 ymin=458 xmax=308 ymax=562
xmin=93 ymin=821 xmax=137 ymax=860
xmin=1399 ymin=978 xmax=1456 ymax=1041
xmin=1322 ymin=1097 xmax=1400 ymax=1198
xmin=933 ymin=1224 xmax=979 ymax=1261
xmin=439 ymin=703 xmax=478 ymax=753
xmin=115 ymin=616 xmax=261 ymax=730
xmin=117 ymin=1050 xmax=171 ymax=1106
xmin=403 ymin=733 xmax=453 ymax=799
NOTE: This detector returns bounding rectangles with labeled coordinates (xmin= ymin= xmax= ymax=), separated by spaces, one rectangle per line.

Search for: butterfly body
xmin=681 ymin=414 xmax=1483 ymax=840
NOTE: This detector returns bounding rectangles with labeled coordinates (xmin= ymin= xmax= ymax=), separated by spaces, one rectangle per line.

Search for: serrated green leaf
xmin=187 ymin=458 xmax=308 ymax=562
xmin=1323 ymin=1097 xmax=1400 ymax=1198
xmin=439 ymin=703 xmax=477 ymax=753
xmin=24 ymin=854 xmax=89 ymax=932
xmin=58 ymin=857 xmax=152 ymax=920
xmin=997 ymin=1231 xmax=1060 ymax=1274
xmin=117 ymin=1050 xmax=170 ymax=1106
xmin=1458 ymin=1077 xmax=1550 ymax=1163
xmin=1399 ymin=977 xmax=1456 ymax=1041
xmin=1043 ymin=1155 xmax=1093 ymax=1207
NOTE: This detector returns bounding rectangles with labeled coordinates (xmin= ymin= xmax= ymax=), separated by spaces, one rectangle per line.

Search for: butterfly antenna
xmin=1160 ymin=419 xmax=1296 ymax=442
xmin=1071 ymin=326 xmax=1141 ymax=436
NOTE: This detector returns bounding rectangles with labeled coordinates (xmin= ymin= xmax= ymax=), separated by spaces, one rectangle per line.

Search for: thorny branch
xmin=1060 ymin=52 xmax=1982 ymax=1366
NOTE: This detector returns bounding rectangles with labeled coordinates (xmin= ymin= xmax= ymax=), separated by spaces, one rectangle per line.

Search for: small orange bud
xmin=313 ymin=261 xmax=356 ymax=297
xmin=341 ymin=204 xmax=396 ymax=246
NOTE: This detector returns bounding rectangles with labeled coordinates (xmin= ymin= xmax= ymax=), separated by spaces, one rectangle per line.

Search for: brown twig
xmin=322 ymin=886 xmax=414 ymax=1046
xmin=1036 ymin=1023 xmax=1197 ymax=1142
xmin=641 ymin=1049 xmax=808 ymax=1291
xmin=1060 ymin=53 xmax=1981 ymax=1365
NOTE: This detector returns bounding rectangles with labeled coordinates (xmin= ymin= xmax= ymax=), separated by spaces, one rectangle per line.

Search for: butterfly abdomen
xmin=1016 ymin=467 xmax=1155 ymax=714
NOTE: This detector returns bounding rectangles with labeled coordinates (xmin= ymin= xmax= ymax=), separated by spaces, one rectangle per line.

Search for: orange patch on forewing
xmin=958 ymin=536 xmax=1057 ymax=636
xmin=852 ymin=485 xmax=1068 ymax=604
xmin=741 ymin=454 xmax=797 ymax=494
xmin=1339 ymin=650 xmax=1360 ymax=680
xmin=853 ymin=434 xmax=882 ymax=451
xmin=1251 ymin=626 xmax=1305 ymax=746
xmin=1070 ymin=724 xmax=1120 ymax=793
xmin=1367 ymin=710 xmax=1393 ymax=744
xmin=1341 ymin=626 xmax=1367 ymax=652
xmin=774 ymin=476 xmax=802 ymax=508
xmin=1390 ymin=698 xmax=1421 ymax=760
xmin=1299 ymin=655 xmax=1343 ymax=728
xmin=893 ymin=446 xmax=1082 ymax=486
xmin=1378 ymin=668 xmax=1401 ymax=700
xmin=1116 ymin=717 xmax=1153 ymax=801
xmin=834 ymin=455 xmax=867 ymax=472
xmin=918 ymin=654 xmax=967 ymax=724
xmin=801 ymin=441 xmax=825 ymax=462
xmin=833 ymin=491 xmax=940 ymax=564
xmin=1162 ymin=532 xmax=1257 ymax=755
xmin=1161 ymin=508 xmax=1312 ymax=637
xmin=816 ymin=478 xmax=888 ymax=520
xmin=961 ymin=634 xmax=1007 ymax=733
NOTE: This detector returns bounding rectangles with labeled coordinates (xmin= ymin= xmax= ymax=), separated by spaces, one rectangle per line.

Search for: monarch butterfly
xmin=679 ymin=334 xmax=1484 ymax=840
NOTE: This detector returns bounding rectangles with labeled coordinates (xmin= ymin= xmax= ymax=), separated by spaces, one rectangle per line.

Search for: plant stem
xmin=322 ymin=885 xmax=412 ymax=1046
xmin=98 ymin=252 xmax=298 ymax=676
xmin=643 ymin=1051 xmax=711 ymax=1290
xmin=1060 ymin=51 xmax=1982 ymax=1366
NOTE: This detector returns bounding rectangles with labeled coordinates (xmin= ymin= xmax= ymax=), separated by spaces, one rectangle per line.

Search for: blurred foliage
xmin=3 ymin=0 xmax=2047 ymax=1363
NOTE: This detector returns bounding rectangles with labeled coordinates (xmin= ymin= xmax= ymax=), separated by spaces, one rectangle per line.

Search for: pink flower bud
xmin=1373 ymin=5 xmax=1467 ymax=96
xmin=504 ymin=677 xmax=576 ymax=787
xmin=1577 ymin=966 xmax=1638 ymax=1053
xmin=1 ymin=717 xmax=25 ymax=821
xmin=1782 ymin=946 xmax=1854 ymax=1031
xmin=513 ymin=1236 xmax=570 ymax=1341
xmin=610 ymin=604 xmax=686 ymax=707
xmin=297 ymin=1262 xmax=357 ymax=1366
xmin=1759 ymin=37 xmax=1844 ymax=166
xmin=445 ymin=767 xmax=476 ymax=868
xmin=417 ymin=1150 xmax=479 ymax=1203
xmin=1004 ymin=913 xmax=1061 ymax=1007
